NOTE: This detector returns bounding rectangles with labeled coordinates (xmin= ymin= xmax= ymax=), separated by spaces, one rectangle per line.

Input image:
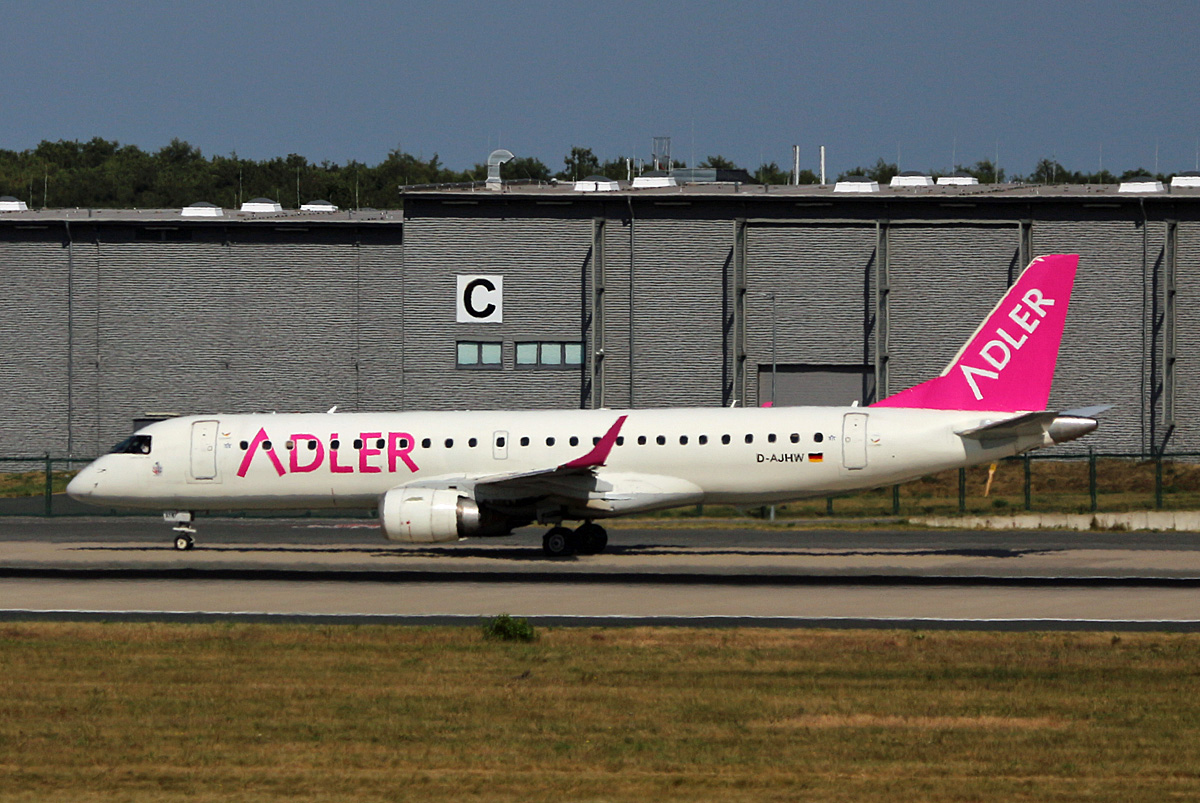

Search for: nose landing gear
xmin=542 ymin=521 xmax=609 ymax=557
xmin=164 ymin=511 xmax=196 ymax=551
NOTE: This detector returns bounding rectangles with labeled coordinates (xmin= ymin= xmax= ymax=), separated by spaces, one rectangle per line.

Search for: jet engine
xmin=378 ymin=487 xmax=512 ymax=543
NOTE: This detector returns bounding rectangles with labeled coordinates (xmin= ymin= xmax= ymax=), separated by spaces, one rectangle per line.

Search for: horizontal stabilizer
xmin=956 ymin=411 xmax=1060 ymax=440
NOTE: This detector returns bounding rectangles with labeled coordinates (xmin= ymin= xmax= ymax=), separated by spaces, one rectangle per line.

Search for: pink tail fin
xmin=872 ymin=254 xmax=1078 ymax=412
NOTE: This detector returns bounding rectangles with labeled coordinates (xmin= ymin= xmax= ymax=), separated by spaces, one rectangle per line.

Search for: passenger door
xmin=841 ymin=413 xmax=868 ymax=470
xmin=190 ymin=420 xmax=220 ymax=480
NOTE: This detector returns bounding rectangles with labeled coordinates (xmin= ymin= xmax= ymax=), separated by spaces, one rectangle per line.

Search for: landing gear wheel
xmin=542 ymin=526 xmax=575 ymax=557
xmin=574 ymin=523 xmax=608 ymax=555
xmin=174 ymin=534 xmax=194 ymax=551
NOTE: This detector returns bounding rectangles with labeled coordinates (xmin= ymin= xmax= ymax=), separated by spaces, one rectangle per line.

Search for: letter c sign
xmin=456 ymin=275 xmax=503 ymax=323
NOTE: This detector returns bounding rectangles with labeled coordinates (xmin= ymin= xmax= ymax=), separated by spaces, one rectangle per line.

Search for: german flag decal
xmin=808 ymin=453 xmax=824 ymax=463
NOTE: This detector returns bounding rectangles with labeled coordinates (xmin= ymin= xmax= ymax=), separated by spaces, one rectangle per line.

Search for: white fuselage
xmin=67 ymin=406 xmax=1046 ymax=517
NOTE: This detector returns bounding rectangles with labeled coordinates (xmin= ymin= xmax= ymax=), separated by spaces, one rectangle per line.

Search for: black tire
xmin=174 ymin=534 xmax=194 ymax=551
xmin=574 ymin=523 xmax=608 ymax=554
xmin=542 ymin=527 xmax=575 ymax=557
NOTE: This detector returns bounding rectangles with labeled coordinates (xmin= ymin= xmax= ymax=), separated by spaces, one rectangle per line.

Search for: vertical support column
xmin=874 ymin=220 xmax=890 ymax=400
xmin=733 ymin=218 xmax=748 ymax=406
xmin=44 ymin=454 xmax=53 ymax=518
xmin=1018 ymin=218 xmax=1033 ymax=275
xmin=590 ymin=217 xmax=606 ymax=409
xmin=1163 ymin=219 xmax=1177 ymax=445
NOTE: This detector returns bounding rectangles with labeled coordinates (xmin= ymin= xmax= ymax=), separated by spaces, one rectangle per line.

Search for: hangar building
xmin=0 ymin=177 xmax=1196 ymax=458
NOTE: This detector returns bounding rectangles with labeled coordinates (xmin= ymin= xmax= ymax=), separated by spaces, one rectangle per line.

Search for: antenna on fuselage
xmin=327 ymin=405 xmax=339 ymax=414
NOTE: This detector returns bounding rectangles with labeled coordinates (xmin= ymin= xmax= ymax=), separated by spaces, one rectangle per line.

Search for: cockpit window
xmin=111 ymin=435 xmax=152 ymax=455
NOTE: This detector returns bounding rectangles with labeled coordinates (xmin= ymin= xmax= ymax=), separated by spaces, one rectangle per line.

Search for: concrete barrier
xmin=913 ymin=511 xmax=1200 ymax=532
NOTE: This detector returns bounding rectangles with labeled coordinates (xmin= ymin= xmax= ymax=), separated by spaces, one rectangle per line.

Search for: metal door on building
xmin=841 ymin=413 xmax=868 ymax=470
xmin=493 ymin=430 xmax=509 ymax=460
xmin=190 ymin=420 xmax=220 ymax=480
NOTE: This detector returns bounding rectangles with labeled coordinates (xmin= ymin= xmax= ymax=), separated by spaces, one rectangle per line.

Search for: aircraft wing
xmin=394 ymin=415 xmax=628 ymax=502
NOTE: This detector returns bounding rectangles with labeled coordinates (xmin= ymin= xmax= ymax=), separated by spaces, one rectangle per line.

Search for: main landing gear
xmin=164 ymin=511 xmax=196 ymax=551
xmin=542 ymin=522 xmax=608 ymax=557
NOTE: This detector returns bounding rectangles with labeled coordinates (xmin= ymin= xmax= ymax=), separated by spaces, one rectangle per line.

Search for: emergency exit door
xmin=190 ymin=420 xmax=220 ymax=480
xmin=841 ymin=413 xmax=868 ymax=470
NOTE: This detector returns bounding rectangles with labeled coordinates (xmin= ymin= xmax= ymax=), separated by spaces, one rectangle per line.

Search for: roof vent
xmin=300 ymin=199 xmax=338 ymax=212
xmin=486 ymin=149 xmax=514 ymax=191
xmin=241 ymin=198 xmax=283 ymax=213
xmin=631 ymin=175 xmax=678 ymax=189
xmin=890 ymin=171 xmax=934 ymax=188
xmin=573 ymin=175 xmax=620 ymax=192
xmin=833 ymin=176 xmax=880 ymax=193
xmin=1171 ymin=171 xmax=1200 ymax=189
xmin=0 ymin=196 xmax=29 ymax=211
xmin=181 ymin=201 xmax=223 ymax=217
xmin=936 ymin=173 xmax=979 ymax=186
xmin=1118 ymin=177 xmax=1166 ymax=194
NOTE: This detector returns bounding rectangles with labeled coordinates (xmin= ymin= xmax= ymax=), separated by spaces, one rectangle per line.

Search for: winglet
xmin=560 ymin=415 xmax=628 ymax=470
xmin=872 ymin=254 xmax=1078 ymax=412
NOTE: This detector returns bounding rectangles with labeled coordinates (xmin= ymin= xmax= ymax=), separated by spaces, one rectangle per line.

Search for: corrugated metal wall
xmin=745 ymin=224 xmax=877 ymax=406
xmin=886 ymin=224 xmax=1019 ymax=394
xmin=2 ymin=197 xmax=1199 ymax=457
xmin=628 ymin=219 xmax=729 ymax=408
xmin=400 ymin=215 xmax=590 ymax=411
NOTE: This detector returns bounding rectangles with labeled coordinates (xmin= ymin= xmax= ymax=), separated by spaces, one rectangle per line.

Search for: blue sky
xmin=2 ymin=0 xmax=1197 ymax=177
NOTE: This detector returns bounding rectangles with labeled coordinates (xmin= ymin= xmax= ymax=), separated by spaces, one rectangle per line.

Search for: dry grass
xmin=1 ymin=623 xmax=1199 ymax=801
xmin=0 ymin=471 xmax=74 ymax=499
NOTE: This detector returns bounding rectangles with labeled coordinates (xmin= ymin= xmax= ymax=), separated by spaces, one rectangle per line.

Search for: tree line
xmin=0 ymin=138 xmax=1186 ymax=210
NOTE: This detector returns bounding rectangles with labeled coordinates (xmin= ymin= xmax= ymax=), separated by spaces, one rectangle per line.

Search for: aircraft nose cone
xmin=66 ymin=467 xmax=95 ymax=500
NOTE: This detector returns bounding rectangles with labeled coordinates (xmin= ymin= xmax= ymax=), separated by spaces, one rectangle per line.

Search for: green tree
xmin=700 ymin=155 xmax=740 ymax=169
xmin=557 ymin=147 xmax=601 ymax=180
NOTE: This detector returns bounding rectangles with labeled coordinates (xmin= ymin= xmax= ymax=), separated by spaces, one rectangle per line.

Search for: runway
xmin=2 ymin=516 xmax=1199 ymax=630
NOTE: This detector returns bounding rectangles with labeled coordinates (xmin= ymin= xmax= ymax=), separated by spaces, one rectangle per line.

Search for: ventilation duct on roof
xmin=833 ymin=176 xmax=880 ymax=193
xmin=936 ymin=173 xmax=979 ymax=186
xmin=1171 ymin=171 xmax=1200 ymax=189
xmin=486 ymin=149 xmax=514 ymax=191
xmin=0 ymin=196 xmax=29 ymax=211
xmin=181 ymin=201 xmax=223 ymax=217
xmin=890 ymin=171 xmax=934 ymax=188
xmin=241 ymin=198 xmax=283 ymax=213
xmin=301 ymin=200 xmax=338 ymax=212
xmin=631 ymin=175 xmax=677 ymax=188
xmin=574 ymin=175 xmax=620 ymax=192
xmin=1118 ymin=178 xmax=1166 ymax=194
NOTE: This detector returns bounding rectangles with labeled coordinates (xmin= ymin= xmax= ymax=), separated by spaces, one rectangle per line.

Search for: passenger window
xmin=397 ymin=438 xmax=408 ymax=449
xmin=263 ymin=441 xmax=273 ymax=450
xmin=331 ymin=440 xmax=341 ymax=449
xmin=520 ymin=436 xmax=530 ymax=446
xmin=790 ymin=433 xmax=800 ymax=443
xmin=616 ymin=436 xmax=625 ymax=446
xmin=445 ymin=439 xmax=454 ymax=448
xmin=814 ymin=433 xmax=824 ymax=443
xmin=353 ymin=439 xmax=363 ymax=449
xmin=546 ymin=437 xmax=556 ymax=446
xmin=239 ymin=441 xmax=248 ymax=450
xmin=698 ymin=435 xmax=708 ymax=445
xmin=745 ymin=434 xmax=754 ymax=444
xmin=679 ymin=435 xmax=688 ymax=445
xmin=497 ymin=436 xmax=506 ymax=448
xmin=468 ymin=438 xmax=477 ymax=447
xmin=376 ymin=439 xmax=385 ymax=449
xmin=637 ymin=435 xmax=647 ymax=445
xmin=656 ymin=435 xmax=666 ymax=445
xmin=422 ymin=438 xmax=431 ymax=448
xmin=286 ymin=440 xmax=295 ymax=450
xmin=570 ymin=436 xmax=579 ymax=447
xmin=768 ymin=433 xmax=777 ymax=443
xmin=593 ymin=436 xmax=601 ymax=445
xmin=721 ymin=434 xmax=731 ymax=445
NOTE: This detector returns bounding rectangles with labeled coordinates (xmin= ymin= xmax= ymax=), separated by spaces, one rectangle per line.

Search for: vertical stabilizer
xmin=872 ymin=254 xmax=1078 ymax=412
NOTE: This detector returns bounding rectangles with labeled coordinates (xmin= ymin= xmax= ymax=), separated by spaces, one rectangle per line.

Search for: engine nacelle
xmin=379 ymin=487 xmax=513 ymax=543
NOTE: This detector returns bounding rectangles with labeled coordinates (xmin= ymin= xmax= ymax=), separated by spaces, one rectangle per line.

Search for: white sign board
xmin=456 ymin=275 xmax=503 ymax=323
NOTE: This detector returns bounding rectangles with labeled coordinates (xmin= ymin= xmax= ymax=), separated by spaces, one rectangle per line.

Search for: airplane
xmin=67 ymin=253 xmax=1101 ymax=556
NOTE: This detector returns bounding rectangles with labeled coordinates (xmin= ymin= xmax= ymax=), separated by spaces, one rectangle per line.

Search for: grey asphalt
xmin=2 ymin=516 xmax=1199 ymax=629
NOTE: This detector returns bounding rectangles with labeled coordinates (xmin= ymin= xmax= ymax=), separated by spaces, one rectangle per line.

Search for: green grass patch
xmin=0 ymin=623 xmax=1198 ymax=801
xmin=0 ymin=470 xmax=76 ymax=498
